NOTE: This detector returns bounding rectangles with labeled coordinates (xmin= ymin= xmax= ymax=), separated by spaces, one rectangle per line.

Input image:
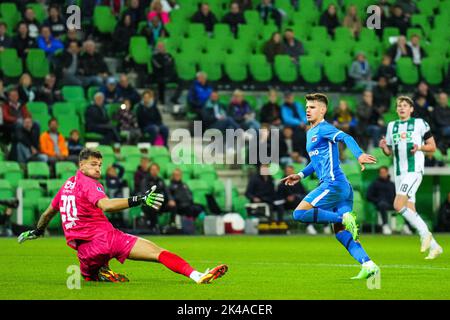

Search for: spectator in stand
xmin=278 ymin=126 xmax=304 ymax=166
xmin=37 ymin=26 xmax=64 ymax=63
xmin=387 ymin=5 xmax=410 ymax=35
xmin=280 ymin=91 xmax=307 ymax=130
xmin=245 ymin=164 xmax=279 ymax=221
xmin=0 ymin=80 xmax=7 ymax=103
xmin=0 ymin=22 xmax=12 ymax=51
xmin=136 ymin=89 xmax=169 ymax=146
xmin=356 ymin=90 xmax=384 ymax=150
xmin=36 ymin=74 xmax=62 ymax=108
xmin=18 ymin=73 xmax=36 ymax=104
xmin=100 ymin=76 xmax=120 ymax=104
xmin=373 ymin=76 xmax=393 ymax=114
xmin=202 ymin=90 xmax=240 ymax=132
xmin=342 ymin=5 xmax=362 ymax=38
xmin=44 ymin=5 xmax=66 ymax=38
xmin=12 ymin=22 xmax=36 ymax=60
xmin=366 ymin=166 xmax=396 ymax=235
xmin=222 ymin=2 xmax=246 ymax=37
xmin=85 ymin=92 xmax=120 ymax=144
xmin=413 ymin=80 xmax=437 ymax=107
xmin=275 ymin=165 xmax=311 ymax=228
xmin=260 ymin=89 xmax=281 ymax=127
xmin=333 ymin=100 xmax=357 ymax=135
xmin=23 ymin=7 xmax=40 ymax=40
xmin=134 ymin=157 xmax=150 ymax=194
xmin=228 ymin=89 xmax=260 ymax=131
xmin=59 ymin=40 xmax=82 ymax=86
xmin=123 ymin=0 xmax=145 ymax=28
xmin=191 ymin=3 xmax=218 ymax=34
xmin=67 ymin=129 xmax=83 ymax=163
xmin=282 ymin=28 xmax=304 ymax=64
xmin=11 ymin=117 xmax=47 ymax=164
xmin=105 ymin=163 xmax=127 ymax=227
xmin=413 ymin=96 xmax=433 ymax=126
xmin=114 ymin=98 xmax=142 ymax=145
xmin=117 ymin=74 xmax=141 ymax=106
xmin=376 ymin=55 xmax=398 ymax=94
xmin=141 ymin=15 xmax=168 ymax=47
xmin=432 ymin=92 xmax=450 ymax=153
xmin=349 ymin=52 xmax=375 ymax=90
xmin=256 ymin=0 xmax=282 ymax=28
xmin=187 ymin=71 xmax=213 ymax=117
xmin=397 ymin=0 xmax=418 ymax=17
xmin=103 ymin=0 xmax=126 ymax=16
xmin=139 ymin=162 xmax=175 ymax=233
xmin=168 ymin=168 xmax=205 ymax=225
xmin=236 ymin=0 xmax=253 ymax=11
xmin=151 ymin=42 xmax=181 ymax=105
xmin=39 ymin=118 xmax=69 ymax=164
xmin=320 ymin=4 xmax=340 ymax=37
xmin=387 ymin=35 xmax=412 ymax=63
xmin=78 ymin=40 xmax=109 ymax=87
xmin=148 ymin=0 xmax=170 ymax=25
xmin=161 ymin=0 xmax=179 ymax=13
xmin=263 ymin=32 xmax=286 ymax=63
xmin=112 ymin=13 xmax=136 ymax=56
xmin=436 ymin=192 xmax=450 ymax=232
xmin=408 ymin=34 xmax=426 ymax=66
xmin=2 ymin=87 xmax=33 ymax=135
xmin=64 ymin=27 xmax=83 ymax=48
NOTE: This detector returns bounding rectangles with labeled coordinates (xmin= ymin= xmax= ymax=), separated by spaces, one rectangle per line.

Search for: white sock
xmin=430 ymin=237 xmax=439 ymax=250
xmin=401 ymin=207 xmax=430 ymax=238
xmin=363 ymin=260 xmax=376 ymax=268
xmin=189 ymin=270 xmax=203 ymax=282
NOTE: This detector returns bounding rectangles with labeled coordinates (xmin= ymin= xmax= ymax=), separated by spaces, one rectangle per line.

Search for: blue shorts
xmin=303 ymin=179 xmax=353 ymax=215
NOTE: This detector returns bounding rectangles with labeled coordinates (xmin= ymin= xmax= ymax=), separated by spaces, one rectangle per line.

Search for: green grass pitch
xmin=1 ymin=234 xmax=449 ymax=300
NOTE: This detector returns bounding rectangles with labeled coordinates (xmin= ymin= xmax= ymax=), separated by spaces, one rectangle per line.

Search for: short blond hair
xmin=396 ymin=96 xmax=414 ymax=108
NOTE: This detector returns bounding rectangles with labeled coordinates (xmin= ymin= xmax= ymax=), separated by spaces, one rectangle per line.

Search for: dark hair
xmin=305 ymin=93 xmax=329 ymax=107
xmin=70 ymin=129 xmax=79 ymax=135
xmin=0 ymin=22 xmax=7 ymax=28
xmin=79 ymin=148 xmax=103 ymax=162
xmin=380 ymin=166 xmax=389 ymax=171
xmin=48 ymin=117 xmax=57 ymax=125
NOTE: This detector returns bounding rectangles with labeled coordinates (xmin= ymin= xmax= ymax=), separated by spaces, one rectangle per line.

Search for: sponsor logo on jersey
xmin=64 ymin=181 xmax=76 ymax=190
xmin=97 ymin=186 xmax=104 ymax=193
xmin=308 ymin=149 xmax=319 ymax=157
xmin=393 ymin=131 xmax=412 ymax=144
xmin=311 ymin=135 xmax=317 ymax=142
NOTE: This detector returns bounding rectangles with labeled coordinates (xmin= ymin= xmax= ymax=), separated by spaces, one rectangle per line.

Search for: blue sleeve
xmin=320 ymin=124 xmax=363 ymax=159
xmin=299 ymin=162 xmax=315 ymax=178
xmin=281 ymin=105 xmax=301 ymax=127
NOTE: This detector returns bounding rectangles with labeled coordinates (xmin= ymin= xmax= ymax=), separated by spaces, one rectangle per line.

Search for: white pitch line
xmin=192 ymin=261 xmax=450 ymax=271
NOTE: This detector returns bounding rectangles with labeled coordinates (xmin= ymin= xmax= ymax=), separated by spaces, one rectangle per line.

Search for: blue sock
xmin=335 ymin=230 xmax=370 ymax=264
xmin=293 ymin=208 xmax=342 ymax=224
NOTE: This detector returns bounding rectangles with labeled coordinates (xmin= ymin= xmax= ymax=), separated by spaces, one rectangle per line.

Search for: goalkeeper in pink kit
xmin=18 ymin=148 xmax=227 ymax=283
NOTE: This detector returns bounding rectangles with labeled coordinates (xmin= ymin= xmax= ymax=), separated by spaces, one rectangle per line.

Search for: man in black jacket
xmin=222 ymin=2 xmax=246 ymax=36
xmin=366 ymin=166 xmax=396 ymax=235
xmin=78 ymin=40 xmax=109 ymax=87
xmin=12 ymin=22 xmax=36 ymax=60
xmin=58 ymin=40 xmax=82 ymax=86
xmin=11 ymin=117 xmax=48 ymax=164
xmin=139 ymin=163 xmax=175 ymax=233
xmin=191 ymin=3 xmax=218 ymax=33
xmin=136 ymin=90 xmax=169 ymax=146
xmin=431 ymin=92 xmax=450 ymax=154
xmin=85 ymin=92 xmax=120 ymax=144
xmin=0 ymin=22 xmax=12 ymax=50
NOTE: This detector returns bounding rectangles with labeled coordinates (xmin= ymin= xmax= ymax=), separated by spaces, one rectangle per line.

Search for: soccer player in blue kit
xmin=281 ymin=93 xmax=380 ymax=279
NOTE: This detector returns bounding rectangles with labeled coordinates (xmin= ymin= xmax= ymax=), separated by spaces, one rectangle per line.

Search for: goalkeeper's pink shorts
xmin=76 ymin=229 xmax=138 ymax=278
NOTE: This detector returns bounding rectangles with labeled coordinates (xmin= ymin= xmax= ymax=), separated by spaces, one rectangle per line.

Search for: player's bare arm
xmin=410 ymin=136 xmax=436 ymax=154
xmin=18 ymin=205 xmax=58 ymax=243
xmin=379 ymin=136 xmax=392 ymax=156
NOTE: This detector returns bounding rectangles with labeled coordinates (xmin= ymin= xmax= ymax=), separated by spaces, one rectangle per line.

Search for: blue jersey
xmin=304 ymin=120 xmax=363 ymax=183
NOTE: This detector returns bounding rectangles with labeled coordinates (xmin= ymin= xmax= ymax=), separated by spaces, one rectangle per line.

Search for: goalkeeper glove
xmin=18 ymin=229 xmax=44 ymax=244
xmin=128 ymin=185 xmax=164 ymax=210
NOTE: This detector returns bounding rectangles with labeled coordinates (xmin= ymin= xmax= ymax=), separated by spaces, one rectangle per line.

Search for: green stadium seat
xmin=323 ymin=55 xmax=348 ymax=84
xmin=0 ymin=3 xmax=21 ymax=35
xmin=46 ymin=179 xmax=66 ymax=196
xmin=26 ymin=3 xmax=47 ymax=23
xmin=165 ymin=21 xmax=186 ymax=39
xmin=27 ymin=162 xmax=50 ymax=179
xmin=62 ymin=86 xmax=86 ymax=102
xmin=55 ymin=162 xmax=78 ymax=180
xmin=396 ymin=57 xmax=419 ymax=85
xmin=120 ymin=145 xmax=142 ymax=167
xmin=56 ymin=114 xmax=80 ymax=138
xmin=259 ymin=24 xmax=279 ymax=41
xmin=244 ymin=10 xmax=262 ymax=28
xmin=165 ymin=163 xmax=193 ymax=179
xmin=187 ymin=23 xmax=207 ymax=39
xmin=410 ymin=15 xmax=431 ymax=37
xmin=129 ymin=36 xmax=151 ymax=65
xmin=334 ymin=26 xmax=354 ymax=42
xmin=96 ymin=145 xmax=115 ymax=165
xmin=428 ymin=28 xmax=450 ymax=43
xmin=433 ymin=14 xmax=449 ymax=31
xmin=299 ymin=55 xmax=322 ymax=84
xmin=192 ymin=164 xmax=217 ymax=182
xmin=93 ymin=6 xmax=117 ymax=33
xmin=420 ymin=57 xmax=444 ymax=85
xmin=224 ymin=55 xmax=248 ymax=82
xmin=212 ymin=179 xmax=226 ymax=211
xmin=213 ymin=23 xmax=233 ymax=40
xmin=249 ymin=54 xmax=273 ymax=82
xmin=416 ymin=175 xmax=434 ymax=223
xmin=310 ymin=26 xmax=331 ymax=42
xmin=274 ymin=55 xmax=297 ymax=83
xmin=26 ymin=49 xmax=50 ymax=78
xmin=52 ymin=102 xmax=77 ymax=117
xmin=199 ymin=53 xmax=223 ymax=82
xmin=291 ymin=23 xmax=312 ymax=42
xmin=1 ymin=161 xmax=23 ymax=189
xmin=0 ymin=48 xmax=23 ymax=77
xmin=186 ymin=179 xmax=211 ymax=207
xmin=0 ymin=180 xmax=14 ymax=199
xmin=18 ymin=179 xmax=43 ymax=199
xmin=38 ymin=197 xmax=61 ymax=229
xmin=417 ymin=0 xmax=439 ymax=16
xmin=175 ymin=53 xmax=197 ymax=81
xmin=382 ymin=27 xmax=400 ymax=49
xmin=27 ymin=102 xmax=49 ymax=117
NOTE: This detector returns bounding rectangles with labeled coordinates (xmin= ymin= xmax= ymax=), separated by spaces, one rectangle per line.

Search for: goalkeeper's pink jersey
xmin=51 ymin=170 xmax=114 ymax=249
